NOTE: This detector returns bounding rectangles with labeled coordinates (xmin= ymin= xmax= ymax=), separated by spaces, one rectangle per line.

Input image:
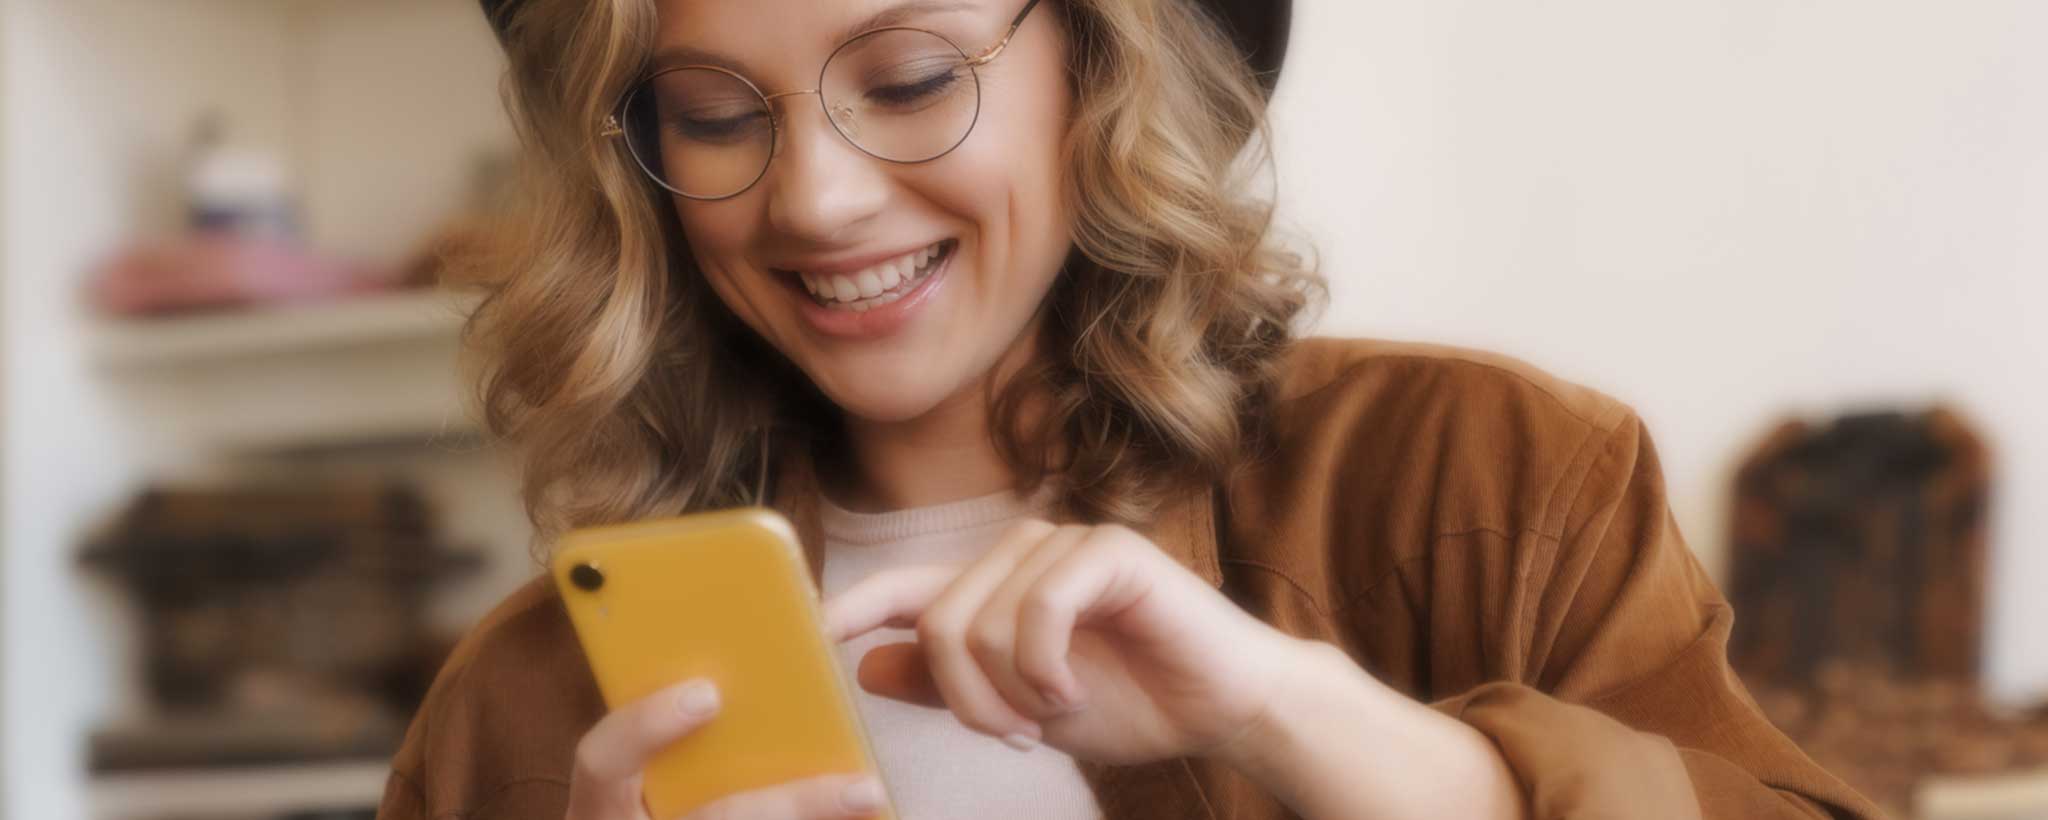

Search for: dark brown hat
xmin=477 ymin=0 xmax=1291 ymax=94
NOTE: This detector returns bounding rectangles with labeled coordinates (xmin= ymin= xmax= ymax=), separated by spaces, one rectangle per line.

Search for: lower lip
xmin=791 ymin=246 xmax=953 ymax=340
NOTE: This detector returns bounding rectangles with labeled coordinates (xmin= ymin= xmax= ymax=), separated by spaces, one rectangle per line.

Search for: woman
xmin=379 ymin=0 xmax=1879 ymax=818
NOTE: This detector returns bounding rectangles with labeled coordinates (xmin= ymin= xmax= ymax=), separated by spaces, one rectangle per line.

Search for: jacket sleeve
xmin=375 ymin=770 xmax=427 ymax=820
xmin=1411 ymin=411 xmax=1881 ymax=819
xmin=371 ymin=579 xmax=589 ymax=820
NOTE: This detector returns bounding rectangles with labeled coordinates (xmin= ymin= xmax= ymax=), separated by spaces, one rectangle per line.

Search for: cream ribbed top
xmin=818 ymin=483 xmax=1103 ymax=820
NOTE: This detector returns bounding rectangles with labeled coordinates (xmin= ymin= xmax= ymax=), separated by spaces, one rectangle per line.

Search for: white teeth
xmin=797 ymin=240 xmax=949 ymax=310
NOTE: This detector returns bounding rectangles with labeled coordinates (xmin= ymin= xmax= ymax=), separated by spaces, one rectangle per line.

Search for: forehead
xmin=653 ymin=0 xmax=991 ymax=79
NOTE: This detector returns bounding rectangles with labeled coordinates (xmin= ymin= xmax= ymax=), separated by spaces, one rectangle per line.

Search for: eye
xmin=861 ymin=60 xmax=964 ymax=109
xmin=666 ymin=106 xmax=770 ymax=143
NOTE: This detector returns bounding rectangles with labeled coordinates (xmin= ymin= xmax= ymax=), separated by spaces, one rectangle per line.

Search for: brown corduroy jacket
xmin=376 ymin=337 xmax=1880 ymax=820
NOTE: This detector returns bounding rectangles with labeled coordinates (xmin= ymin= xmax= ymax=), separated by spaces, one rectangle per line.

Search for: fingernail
xmin=675 ymin=680 xmax=720 ymax=718
xmin=840 ymin=777 xmax=886 ymax=812
xmin=1001 ymin=731 xmax=1039 ymax=751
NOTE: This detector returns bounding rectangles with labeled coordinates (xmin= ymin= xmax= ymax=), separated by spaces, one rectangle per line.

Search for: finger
xmin=970 ymin=525 xmax=1093 ymax=719
xmin=680 ymin=773 xmax=888 ymax=820
xmin=1013 ymin=527 xmax=1154 ymax=716
xmin=918 ymin=519 xmax=1063 ymax=745
xmin=821 ymin=564 xmax=958 ymax=643
xmin=568 ymin=678 xmax=721 ymax=816
xmin=855 ymin=641 xmax=944 ymax=708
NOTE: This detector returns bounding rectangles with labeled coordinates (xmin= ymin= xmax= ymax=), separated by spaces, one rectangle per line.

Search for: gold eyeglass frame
xmin=601 ymin=0 xmax=1043 ymax=201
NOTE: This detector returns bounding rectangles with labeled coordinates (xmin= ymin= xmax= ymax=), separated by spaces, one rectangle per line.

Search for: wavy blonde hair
xmin=465 ymin=0 xmax=1324 ymax=545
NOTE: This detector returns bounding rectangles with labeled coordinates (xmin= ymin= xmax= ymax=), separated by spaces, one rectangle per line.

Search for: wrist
xmin=1207 ymin=636 xmax=1529 ymax=820
xmin=1210 ymin=636 xmax=1388 ymax=778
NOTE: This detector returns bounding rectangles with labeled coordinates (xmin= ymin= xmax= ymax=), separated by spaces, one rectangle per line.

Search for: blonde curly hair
xmin=463 ymin=0 xmax=1324 ymax=545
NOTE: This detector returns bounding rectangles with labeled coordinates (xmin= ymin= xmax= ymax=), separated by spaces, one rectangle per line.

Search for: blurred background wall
xmin=1 ymin=0 xmax=2042 ymax=818
xmin=3 ymin=2 xmax=527 ymax=818
xmin=1267 ymin=0 xmax=2047 ymax=702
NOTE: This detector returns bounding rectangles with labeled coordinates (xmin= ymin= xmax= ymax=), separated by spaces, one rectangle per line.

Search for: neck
xmin=826 ymin=330 xmax=1049 ymax=513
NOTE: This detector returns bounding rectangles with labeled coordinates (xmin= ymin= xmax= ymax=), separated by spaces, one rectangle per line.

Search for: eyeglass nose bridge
xmin=760 ymin=88 xmax=862 ymax=152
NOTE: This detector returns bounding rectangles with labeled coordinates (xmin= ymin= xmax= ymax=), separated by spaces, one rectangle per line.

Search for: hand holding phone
xmin=553 ymin=508 xmax=895 ymax=819
xmin=561 ymin=676 xmax=888 ymax=820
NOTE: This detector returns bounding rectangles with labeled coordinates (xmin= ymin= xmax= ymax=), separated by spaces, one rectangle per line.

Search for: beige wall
xmin=290 ymin=0 xmax=515 ymax=262
xmin=1267 ymin=0 xmax=2048 ymax=704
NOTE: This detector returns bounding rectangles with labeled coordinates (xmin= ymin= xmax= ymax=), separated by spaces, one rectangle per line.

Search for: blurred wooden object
xmin=1752 ymin=660 xmax=2048 ymax=817
xmin=81 ymin=482 xmax=478 ymax=705
xmin=1728 ymin=407 xmax=1990 ymax=685
xmin=1725 ymin=407 xmax=2048 ymax=817
xmin=79 ymin=482 xmax=480 ymax=772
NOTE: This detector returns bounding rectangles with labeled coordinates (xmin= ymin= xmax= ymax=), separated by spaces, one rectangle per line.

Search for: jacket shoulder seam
xmin=1336 ymin=526 xmax=1562 ymax=612
xmin=1553 ymin=414 xmax=1643 ymax=547
xmin=1221 ymin=557 xmax=1334 ymax=616
xmin=1283 ymin=350 xmax=1625 ymax=432
xmin=1332 ymin=415 xmax=1621 ymax=614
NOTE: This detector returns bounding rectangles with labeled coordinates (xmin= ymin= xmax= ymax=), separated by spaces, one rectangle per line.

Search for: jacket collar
xmin=766 ymin=436 xmax=1225 ymax=591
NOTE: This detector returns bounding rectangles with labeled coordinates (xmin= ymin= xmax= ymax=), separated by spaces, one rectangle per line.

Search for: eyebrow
xmin=831 ymin=0 xmax=978 ymax=46
xmin=649 ymin=0 xmax=980 ymax=77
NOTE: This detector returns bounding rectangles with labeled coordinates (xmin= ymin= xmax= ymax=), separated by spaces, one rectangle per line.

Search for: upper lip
xmin=769 ymin=240 xmax=947 ymax=278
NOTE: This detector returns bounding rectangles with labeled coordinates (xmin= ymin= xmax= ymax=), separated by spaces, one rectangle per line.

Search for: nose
xmin=762 ymin=97 xmax=888 ymax=245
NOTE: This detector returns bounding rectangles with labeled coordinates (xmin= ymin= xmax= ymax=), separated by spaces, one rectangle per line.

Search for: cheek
xmin=674 ymin=201 xmax=765 ymax=311
xmin=911 ymin=75 xmax=1074 ymax=290
xmin=675 ymin=202 xmax=749 ymax=272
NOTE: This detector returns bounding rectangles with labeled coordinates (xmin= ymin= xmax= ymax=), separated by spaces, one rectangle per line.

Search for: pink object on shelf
xmin=89 ymin=234 xmax=402 ymax=317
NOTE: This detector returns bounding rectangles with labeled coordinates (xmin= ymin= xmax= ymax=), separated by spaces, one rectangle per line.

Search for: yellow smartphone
xmin=552 ymin=508 xmax=894 ymax=819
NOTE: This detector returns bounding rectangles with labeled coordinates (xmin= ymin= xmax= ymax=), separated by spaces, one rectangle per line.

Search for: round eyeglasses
xmin=602 ymin=0 xmax=1042 ymax=201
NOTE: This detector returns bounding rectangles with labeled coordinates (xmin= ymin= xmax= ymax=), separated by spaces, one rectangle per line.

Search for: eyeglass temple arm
xmin=966 ymin=0 xmax=1042 ymax=67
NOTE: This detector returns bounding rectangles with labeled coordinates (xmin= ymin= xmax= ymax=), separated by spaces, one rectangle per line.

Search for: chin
xmin=802 ymin=357 xmax=964 ymax=425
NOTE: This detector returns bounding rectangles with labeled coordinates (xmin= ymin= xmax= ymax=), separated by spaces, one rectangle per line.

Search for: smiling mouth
xmin=784 ymin=239 xmax=956 ymax=312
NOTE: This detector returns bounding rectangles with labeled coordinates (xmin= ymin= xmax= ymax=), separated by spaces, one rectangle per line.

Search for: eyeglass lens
xmin=621 ymin=27 xmax=982 ymax=200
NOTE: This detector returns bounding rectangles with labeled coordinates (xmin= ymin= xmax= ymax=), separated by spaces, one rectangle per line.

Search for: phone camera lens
xmin=570 ymin=563 xmax=605 ymax=591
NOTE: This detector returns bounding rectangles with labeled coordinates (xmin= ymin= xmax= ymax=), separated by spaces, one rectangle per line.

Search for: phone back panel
xmin=552 ymin=508 xmax=889 ymax=818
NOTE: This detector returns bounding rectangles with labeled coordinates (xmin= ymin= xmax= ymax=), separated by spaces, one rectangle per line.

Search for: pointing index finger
xmin=821 ymin=564 xmax=958 ymax=642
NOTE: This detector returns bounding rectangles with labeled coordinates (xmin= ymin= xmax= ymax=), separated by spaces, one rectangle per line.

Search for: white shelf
xmin=1918 ymin=768 xmax=2048 ymax=820
xmin=89 ymin=289 xmax=485 ymax=451
xmin=90 ymin=289 xmax=478 ymax=369
xmin=89 ymin=759 xmax=391 ymax=820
